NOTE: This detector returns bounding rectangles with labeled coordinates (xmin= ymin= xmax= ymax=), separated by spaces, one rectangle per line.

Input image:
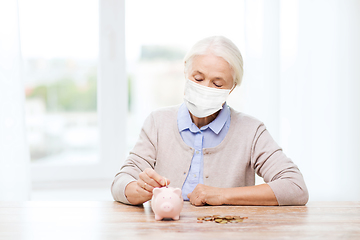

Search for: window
xmin=19 ymin=0 xmax=126 ymax=183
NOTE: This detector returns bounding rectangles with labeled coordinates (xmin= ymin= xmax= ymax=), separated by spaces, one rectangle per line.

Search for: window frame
xmin=31 ymin=0 xmax=126 ymax=185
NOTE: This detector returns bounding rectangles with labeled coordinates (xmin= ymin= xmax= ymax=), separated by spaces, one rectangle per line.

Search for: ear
xmin=153 ymin=188 xmax=161 ymax=197
xmin=172 ymin=188 xmax=182 ymax=197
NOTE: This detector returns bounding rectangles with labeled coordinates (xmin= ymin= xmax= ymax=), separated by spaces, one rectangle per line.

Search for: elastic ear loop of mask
xmin=230 ymin=83 xmax=237 ymax=92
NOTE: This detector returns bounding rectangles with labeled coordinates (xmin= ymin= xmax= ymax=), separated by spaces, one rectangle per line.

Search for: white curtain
xmin=0 ymin=0 xmax=31 ymax=200
xmin=241 ymin=0 xmax=360 ymax=201
xmin=280 ymin=0 xmax=360 ymax=201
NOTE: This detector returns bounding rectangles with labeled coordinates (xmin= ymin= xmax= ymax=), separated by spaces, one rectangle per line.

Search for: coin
xmin=197 ymin=215 xmax=247 ymax=223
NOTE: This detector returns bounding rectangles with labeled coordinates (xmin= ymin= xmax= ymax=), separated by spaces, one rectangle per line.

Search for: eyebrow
xmin=193 ymin=70 xmax=226 ymax=82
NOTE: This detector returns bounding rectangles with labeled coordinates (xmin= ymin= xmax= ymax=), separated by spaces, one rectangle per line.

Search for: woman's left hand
xmin=187 ymin=184 xmax=225 ymax=206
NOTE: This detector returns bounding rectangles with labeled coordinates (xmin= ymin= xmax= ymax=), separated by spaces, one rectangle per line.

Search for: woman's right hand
xmin=125 ymin=168 xmax=170 ymax=205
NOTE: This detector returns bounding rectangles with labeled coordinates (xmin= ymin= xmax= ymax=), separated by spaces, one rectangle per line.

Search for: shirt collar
xmin=177 ymin=102 xmax=230 ymax=134
xmin=207 ymin=102 xmax=229 ymax=134
xmin=178 ymin=103 xmax=194 ymax=132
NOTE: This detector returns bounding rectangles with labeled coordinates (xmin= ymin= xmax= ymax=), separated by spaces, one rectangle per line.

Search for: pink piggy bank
xmin=151 ymin=187 xmax=183 ymax=221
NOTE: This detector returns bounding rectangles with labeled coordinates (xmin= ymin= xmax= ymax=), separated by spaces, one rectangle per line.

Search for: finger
xmin=194 ymin=196 xmax=206 ymax=206
xmin=134 ymin=180 xmax=153 ymax=202
xmin=188 ymin=192 xmax=197 ymax=206
xmin=136 ymin=179 xmax=153 ymax=193
xmin=144 ymin=168 xmax=168 ymax=187
xmin=139 ymin=171 xmax=162 ymax=189
xmin=189 ymin=192 xmax=205 ymax=206
xmin=165 ymin=178 xmax=171 ymax=186
xmin=136 ymin=185 xmax=153 ymax=199
xmin=187 ymin=192 xmax=192 ymax=200
xmin=189 ymin=185 xmax=206 ymax=206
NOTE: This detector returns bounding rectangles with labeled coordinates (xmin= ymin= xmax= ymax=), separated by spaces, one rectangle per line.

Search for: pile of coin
xmin=197 ymin=215 xmax=247 ymax=224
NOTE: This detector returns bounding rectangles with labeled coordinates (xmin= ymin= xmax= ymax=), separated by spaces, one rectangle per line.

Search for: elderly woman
xmin=111 ymin=36 xmax=308 ymax=206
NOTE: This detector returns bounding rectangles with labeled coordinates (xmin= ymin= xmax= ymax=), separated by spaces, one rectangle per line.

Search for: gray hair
xmin=184 ymin=36 xmax=244 ymax=86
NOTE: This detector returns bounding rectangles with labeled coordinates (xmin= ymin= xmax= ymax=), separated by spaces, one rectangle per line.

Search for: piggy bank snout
xmin=161 ymin=202 xmax=174 ymax=212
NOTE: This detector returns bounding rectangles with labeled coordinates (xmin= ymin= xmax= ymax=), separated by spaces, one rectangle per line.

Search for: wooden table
xmin=0 ymin=201 xmax=359 ymax=240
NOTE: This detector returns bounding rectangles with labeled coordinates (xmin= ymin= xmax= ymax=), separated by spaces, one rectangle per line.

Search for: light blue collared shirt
xmin=177 ymin=102 xmax=231 ymax=200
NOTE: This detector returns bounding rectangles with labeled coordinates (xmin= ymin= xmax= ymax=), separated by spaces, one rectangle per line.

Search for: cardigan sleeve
xmin=111 ymin=112 xmax=158 ymax=204
xmin=251 ymin=124 xmax=309 ymax=206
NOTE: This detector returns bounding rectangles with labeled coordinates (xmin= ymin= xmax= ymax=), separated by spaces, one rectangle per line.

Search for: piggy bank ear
xmin=172 ymin=188 xmax=182 ymax=197
xmin=153 ymin=187 xmax=161 ymax=197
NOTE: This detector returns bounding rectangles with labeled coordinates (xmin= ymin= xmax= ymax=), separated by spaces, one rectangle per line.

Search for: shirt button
xmin=193 ymin=174 xmax=197 ymax=178
xmin=196 ymin=151 xmax=199 ymax=154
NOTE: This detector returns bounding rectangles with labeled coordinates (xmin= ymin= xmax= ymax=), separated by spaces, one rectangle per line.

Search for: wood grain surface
xmin=0 ymin=201 xmax=359 ymax=240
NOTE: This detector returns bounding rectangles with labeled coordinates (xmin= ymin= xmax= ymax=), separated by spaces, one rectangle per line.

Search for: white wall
xmin=279 ymin=0 xmax=360 ymax=201
xmin=232 ymin=0 xmax=360 ymax=201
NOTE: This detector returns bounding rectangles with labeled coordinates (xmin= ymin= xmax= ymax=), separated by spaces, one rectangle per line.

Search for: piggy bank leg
xmin=155 ymin=214 xmax=163 ymax=221
xmin=172 ymin=215 xmax=180 ymax=220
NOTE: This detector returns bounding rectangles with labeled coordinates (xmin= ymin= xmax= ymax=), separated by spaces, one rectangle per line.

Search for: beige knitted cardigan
xmin=111 ymin=105 xmax=309 ymax=205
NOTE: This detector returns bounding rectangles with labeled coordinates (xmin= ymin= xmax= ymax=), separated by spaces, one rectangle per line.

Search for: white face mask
xmin=184 ymin=79 xmax=232 ymax=118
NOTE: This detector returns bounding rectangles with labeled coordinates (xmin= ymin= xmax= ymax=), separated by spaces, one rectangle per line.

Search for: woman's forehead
xmin=191 ymin=54 xmax=233 ymax=81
